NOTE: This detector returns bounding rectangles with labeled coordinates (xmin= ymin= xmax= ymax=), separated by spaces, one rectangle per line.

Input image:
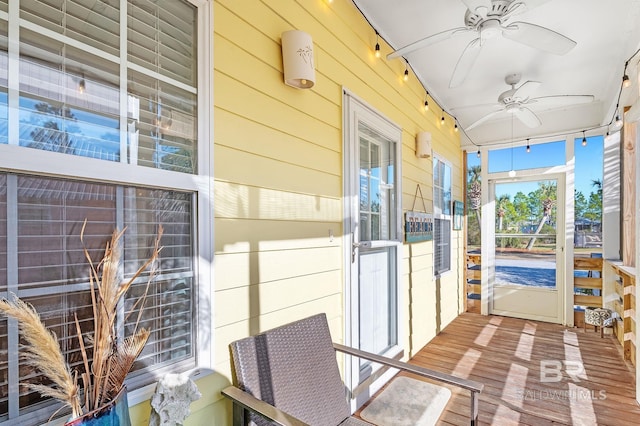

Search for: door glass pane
xmin=358 ymin=122 xmax=396 ymax=242
xmin=494 ymin=180 xmax=557 ymax=289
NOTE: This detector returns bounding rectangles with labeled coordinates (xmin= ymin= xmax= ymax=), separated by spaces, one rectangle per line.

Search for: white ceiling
xmin=353 ymin=0 xmax=640 ymax=149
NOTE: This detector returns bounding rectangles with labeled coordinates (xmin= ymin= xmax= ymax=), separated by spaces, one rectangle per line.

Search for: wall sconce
xmin=415 ymin=131 xmax=432 ymax=158
xmin=281 ymin=30 xmax=315 ymax=89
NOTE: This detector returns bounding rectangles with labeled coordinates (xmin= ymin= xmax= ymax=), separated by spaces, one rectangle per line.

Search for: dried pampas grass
xmin=0 ymin=222 xmax=162 ymax=420
xmin=0 ymin=297 xmax=82 ymax=418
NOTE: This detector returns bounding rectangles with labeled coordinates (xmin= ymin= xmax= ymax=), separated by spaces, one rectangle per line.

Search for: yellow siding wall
xmin=131 ymin=0 xmax=464 ymax=424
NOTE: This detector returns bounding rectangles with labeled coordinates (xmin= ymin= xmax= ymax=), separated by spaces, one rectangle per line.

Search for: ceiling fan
xmin=388 ymin=0 xmax=577 ymax=87
xmin=453 ymin=73 xmax=594 ymax=130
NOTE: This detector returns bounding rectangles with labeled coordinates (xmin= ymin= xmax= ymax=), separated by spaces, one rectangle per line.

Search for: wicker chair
xmin=222 ymin=313 xmax=483 ymax=426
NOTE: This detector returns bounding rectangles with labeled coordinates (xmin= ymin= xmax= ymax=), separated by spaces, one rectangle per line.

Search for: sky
xmin=467 ymin=135 xmax=605 ymax=198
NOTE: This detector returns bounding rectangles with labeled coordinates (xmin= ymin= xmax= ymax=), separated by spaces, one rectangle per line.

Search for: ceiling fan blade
xmin=465 ymin=109 xmax=505 ymax=130
xmin=449 ymin=38 xmax=482 ymax=88
xmin=514 ymin=107 xmax=542 ymax=128
xmin=387 ymin=27 xmax=470 ymax=59
xmin=461 ymin=0 xmax=491 ymax=15
xmin=528 ymin=95 xmax=594 ymax=108
xmin=501 ymin=1 xmax=526 ymax=21
xmin=513 ymin=80 xmax=542 ymax=100
xmin=503 ymin=22 xmax=576 ymax=55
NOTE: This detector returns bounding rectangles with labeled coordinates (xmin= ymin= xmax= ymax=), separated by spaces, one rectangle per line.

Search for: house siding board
xmin=198 ymin=0 xmax=463 ymax=421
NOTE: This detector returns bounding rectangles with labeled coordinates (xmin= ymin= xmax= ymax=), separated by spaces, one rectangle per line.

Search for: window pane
xmin=19 ymin=30 xmax=121 ymax=160
xmin=0 ymin=20 xmax=7 ymax=146
xmin=488 ymin=140 xmax=566 ymax=173
xmin=128 ymin=0 xmax=197 ymax=86
xmin=20 ymin=0 xmax=120 ymax=57
xmin=434 ymin=218 xmax=451 ymax=275
xmin=358 ymin=123 xmax=396 ymax=241
xmin=17 ymin=176 xmax=116 ymax=290
xmin=128 ymin=71 xmax=197 ymax=173
xmin=5 ymin=173 xmax=195 ymax=416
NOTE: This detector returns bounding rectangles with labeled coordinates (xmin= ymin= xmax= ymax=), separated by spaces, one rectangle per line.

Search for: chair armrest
xmin=333 ymin=342 xmax=483 ymax=394
xmin=221 ymin=386 xmax=309 ymax=426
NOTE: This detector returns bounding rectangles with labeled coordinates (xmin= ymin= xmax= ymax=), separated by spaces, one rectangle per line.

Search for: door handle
xmin=351 ymin=233 xmax=360 ymax=263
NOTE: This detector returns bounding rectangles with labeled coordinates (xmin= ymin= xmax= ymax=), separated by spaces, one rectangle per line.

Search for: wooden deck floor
xmin=382 ymin=313 xmax=640 ymax=425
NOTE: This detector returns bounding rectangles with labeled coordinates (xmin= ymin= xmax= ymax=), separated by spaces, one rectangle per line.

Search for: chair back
xmin=229 ymin=313 xmax=350 ymax=426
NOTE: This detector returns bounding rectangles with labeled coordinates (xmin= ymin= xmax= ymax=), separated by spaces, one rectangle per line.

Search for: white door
xmin=488 ymin=175 xmax=565 ymax=324
xmin=343 ymin=91 xmax=402 ymax=407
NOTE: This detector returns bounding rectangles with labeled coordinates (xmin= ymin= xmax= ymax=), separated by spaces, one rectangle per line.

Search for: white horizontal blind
xmin=128 ymin=0 xmax=196 ymax=86
xmin=127 ymin=70 xmax=197 ymax=173
xmin=434 ymin=218 xmax=451 ymax=276
xmin=0 ymin=175 xmax=6 ymax=416
xmin=20 ymin=0 xmax=120 ymax=57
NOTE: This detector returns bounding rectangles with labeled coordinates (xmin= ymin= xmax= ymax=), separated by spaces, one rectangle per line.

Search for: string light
xmin=622 ymin=74 xmax=630 ymax=88
xmin=374 ymin=31 xmax=381 ymax=58
xmin=622 ymin=61 xmax=631 ymax=88
xmin=78 ymin=79 xmax=85 ymax=94
xmin=403 ymin=60 xmax=409 ymax=81
xmin=476 ymin=149 xmax=480 ymax=158
xmin=440 ymin=115 xmax=445 ymax=125
xmin=424 ymin=92 xmax=429 ymax=111
xmin=526 ymin=139 xmax=530 ymax=153
xmin=454 ymin=121 xmax=458 ymax=132
xmin=581 ymin=130 xmax=587 ymax=147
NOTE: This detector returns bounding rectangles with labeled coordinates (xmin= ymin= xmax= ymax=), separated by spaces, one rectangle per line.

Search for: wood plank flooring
xmin=367 ymin=313 xmax=640 ymax=425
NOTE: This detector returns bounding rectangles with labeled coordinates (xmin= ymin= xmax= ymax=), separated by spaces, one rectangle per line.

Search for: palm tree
xmin=497 ymin=194 xmax=510 ymax=231
xmin=526 ymin=182 xmax=556 ymax=250
xmin=467 ymin=165 xmax=481 ymax=229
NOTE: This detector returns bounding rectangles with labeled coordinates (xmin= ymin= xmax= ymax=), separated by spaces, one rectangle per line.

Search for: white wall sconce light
xmin=415 ymin=131 xmax=432 ymax=158
xmin=281 ymin=30 xmax=315 ymax=89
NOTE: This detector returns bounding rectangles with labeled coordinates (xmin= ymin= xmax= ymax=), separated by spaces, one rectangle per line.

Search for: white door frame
xmin=342 ymin=88 xmax=403 ymax=410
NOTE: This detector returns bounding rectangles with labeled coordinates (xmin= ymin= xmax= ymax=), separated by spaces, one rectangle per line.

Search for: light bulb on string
xmin=440 ymin=115 xmax=445 ymax=125
xmin=476 ymin=150 xmax=481 ymax=158
xmin=526 ymin=139 xmax=530 ymax=153
xmin=581 ymin=131 xmax=587 ymax=147
xmin=454 ymin=121 xmax=458 ymax=132
xmin=374 ymin=31 xmax=381 ymax=58
xmin=623 ymin=61 xmax=631 ymax=88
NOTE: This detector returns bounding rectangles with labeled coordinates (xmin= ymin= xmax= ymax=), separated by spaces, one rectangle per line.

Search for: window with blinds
xmin=0 ymin=1 xmax=203 ymax=424
xmin=433 ymin=157 xmax=452 ymax=276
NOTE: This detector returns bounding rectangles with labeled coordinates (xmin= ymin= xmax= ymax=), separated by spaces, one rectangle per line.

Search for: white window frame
xmin=0 ymin=0 xmax=214 ymax=423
